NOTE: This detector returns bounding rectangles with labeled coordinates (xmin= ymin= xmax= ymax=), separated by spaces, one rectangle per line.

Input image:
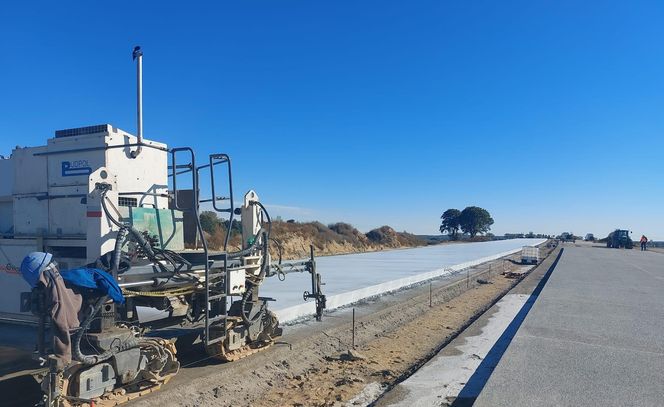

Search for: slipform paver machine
xmin=0 ymin=47 xmax=326 ymax=406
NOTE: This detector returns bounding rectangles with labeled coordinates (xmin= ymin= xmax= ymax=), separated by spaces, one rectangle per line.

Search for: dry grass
xmin=201 ymin=211 xmax=425 ymax=259
xmin=268 ymin=221 xmax=425 ymax=259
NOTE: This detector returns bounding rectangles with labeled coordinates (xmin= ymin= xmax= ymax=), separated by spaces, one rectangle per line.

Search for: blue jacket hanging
xmin=61 ymin=268 xmax=125 ymax=304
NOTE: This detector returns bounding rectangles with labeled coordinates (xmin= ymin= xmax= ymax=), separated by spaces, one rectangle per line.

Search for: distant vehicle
xmin=521 ymin=246 xmax=540 ymax=264
xmin=584 ymin=233 xmax=595 ymax=241
xmin=559 ymin=232 xmax=575 ymax=243
xmin=606 ymin=229 xmax=633 ymax=249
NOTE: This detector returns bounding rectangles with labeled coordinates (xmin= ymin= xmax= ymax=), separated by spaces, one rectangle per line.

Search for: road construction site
xmin=163 ymin=239 xmax=662 ymax=407
xmin=0 ymin=239 xmax=548 ymax=406
xmin=6 ymin=239 xmax=663 ymax=407
xmin=1 ymin=48 xmax=659 ymax=407
xmin=0 ymin=48 xmax=557 ymax=407
xmin=128 ymin=241 xmax=553 ymax=407
xmin=378 ymin=242 xmax=664 ymax=407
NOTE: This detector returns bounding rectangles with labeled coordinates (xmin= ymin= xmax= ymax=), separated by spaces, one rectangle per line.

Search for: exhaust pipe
xmin=131 ymin=46 xmax=143 ymax=158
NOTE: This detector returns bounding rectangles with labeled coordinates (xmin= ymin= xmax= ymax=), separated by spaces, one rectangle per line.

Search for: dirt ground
xmin=130 ymin=243 xmax=555 ymax=407
xmin=256 ymin=273 xmax=520 ymax=407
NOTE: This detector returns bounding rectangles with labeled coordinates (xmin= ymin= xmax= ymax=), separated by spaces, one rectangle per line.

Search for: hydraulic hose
xmin=240 ymin=286 xmax=256 ymax=325
xmin=227 ymin=200 xmax=272 ymax=259
xmin=234 ymin=201 xmax=274 ymax=326
xmin=240 ymin=236 xmax=271 ymax=326
xmin=113 ymin=227 xmax=128 ymax=274
xmin=227 ymin=228 xmax=268 ymax=259
xmin=257 ymin=234 xmax=269 ymax=280
xmin=72 ymin=296 xmax=139 ymax=365
xmin=99 ymin=187 xmax=190 ymax=275
xmin=250 ymin=200 xmax=272 ymax=238
xmin=240 ymin=286 xmax=267 ymax=326
xmin=100 ymin=189 xmax=156 ymax=260
xmin=72 ymin=297 xmax=170 ymax=366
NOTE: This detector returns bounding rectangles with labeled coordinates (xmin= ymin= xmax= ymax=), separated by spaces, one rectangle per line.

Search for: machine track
xmin=203 ymin=310 xmax=281 ymax=362
xmin=60 ymin=376 xmax=175 ymax=407
xmin=205 ymin=340 xmax=275 ymax=363
xmin=56 ymin=340 xmax=179 ymax=407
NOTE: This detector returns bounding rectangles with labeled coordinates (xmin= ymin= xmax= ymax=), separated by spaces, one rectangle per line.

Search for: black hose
xmin=251 ymin=200 xmax=272 ymax=239
xmin=240 ymin=235 xmax=271 ymax=326
xmin=100 ymin=189 xmax=157 ymax=259
xmin=235 ymin=201 xmax=274 ymax=326
xmin=72 ymin=296 xmax=139 ymax=365
xmin=227 ymin=228 xmax=267 ymax=259
xmin=72 ymin=297 xmax=168 ymax=366
xmin=270 ymin=238 xmax=283 ymax=265
xmin=113 ymin=227 xmax=128 ymax=274
xmin=240 ymin=286 xmax=265 ymax=325
xmin=258 ymin=233 xmax=269 ymax=280
xmin=99 ymin=187 xmax=189 ymax=275
xmin=227 ymin=200 xmax=272 ymax=258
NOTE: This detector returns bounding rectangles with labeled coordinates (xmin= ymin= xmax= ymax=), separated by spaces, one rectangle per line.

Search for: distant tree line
xmin=440 ymin=206 xmax=494 ymax=239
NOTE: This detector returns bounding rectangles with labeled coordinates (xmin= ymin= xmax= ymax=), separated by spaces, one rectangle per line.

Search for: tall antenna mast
xmin=131 ymin=45 xmax=144 ymax=158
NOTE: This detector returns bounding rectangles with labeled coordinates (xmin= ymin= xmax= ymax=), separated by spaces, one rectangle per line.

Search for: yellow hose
xmin=123 ymin=287 xmax=196 ymax=297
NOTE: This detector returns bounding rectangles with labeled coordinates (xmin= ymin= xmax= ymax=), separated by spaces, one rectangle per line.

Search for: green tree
xmin=440 ymin=209 xmax=462 ymax=240
xmin=459 ymin=206 xmax=494 ymax=238
xmin=199 ymin=211 xmax=222 ymax=235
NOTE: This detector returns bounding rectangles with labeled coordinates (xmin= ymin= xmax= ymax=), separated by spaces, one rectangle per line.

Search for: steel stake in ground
xmin=429 ymin=282 xmax=432 ymax=307
xmin=352 ymin=308 xmax=356 ymax=349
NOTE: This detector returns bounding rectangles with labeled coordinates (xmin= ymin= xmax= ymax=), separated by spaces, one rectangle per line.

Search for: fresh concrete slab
xmin=262 ymin=238 xmax=545 ymax=322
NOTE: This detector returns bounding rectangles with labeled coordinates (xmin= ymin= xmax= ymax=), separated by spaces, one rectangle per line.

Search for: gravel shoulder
xmin=131 ymin=243 xmax=556 ymax=407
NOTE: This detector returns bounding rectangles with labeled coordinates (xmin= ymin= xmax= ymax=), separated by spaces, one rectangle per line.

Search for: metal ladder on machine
xmin=170 ymin=149 xmax=235 ymax=348
xmin=200 ymin=154 xmax=235 ymax=348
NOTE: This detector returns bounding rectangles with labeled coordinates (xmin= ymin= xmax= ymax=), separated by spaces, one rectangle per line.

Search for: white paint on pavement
xmin=387 ymin=293 xmax=531 ymax=407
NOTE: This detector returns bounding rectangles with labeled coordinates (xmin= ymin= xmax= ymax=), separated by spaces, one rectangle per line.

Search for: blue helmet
xmin=20 ymin=252 xmax=53 ymax=288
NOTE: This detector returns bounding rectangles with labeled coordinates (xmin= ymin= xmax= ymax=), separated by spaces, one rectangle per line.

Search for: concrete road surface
xmin=475 ymin=245 xmax=664 ymax=407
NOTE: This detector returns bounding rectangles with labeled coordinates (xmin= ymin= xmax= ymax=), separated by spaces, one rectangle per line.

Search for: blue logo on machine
xmin=61 ymin=160 xmax=92 ymax=177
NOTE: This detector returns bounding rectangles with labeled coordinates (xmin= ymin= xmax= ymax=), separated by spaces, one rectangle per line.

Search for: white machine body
xmin=0 ymin=124 xmax=171 ymax=319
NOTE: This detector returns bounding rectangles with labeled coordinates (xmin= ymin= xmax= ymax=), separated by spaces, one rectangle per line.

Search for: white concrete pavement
xmin=262 ymin=238 xmax=545 ymax=322
xmin=475 ymin=245 xmax=664 ymax=407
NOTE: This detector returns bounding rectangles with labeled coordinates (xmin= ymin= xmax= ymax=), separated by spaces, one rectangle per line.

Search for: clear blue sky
xmin=1 ymin=1 xmax=663 ymax=239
